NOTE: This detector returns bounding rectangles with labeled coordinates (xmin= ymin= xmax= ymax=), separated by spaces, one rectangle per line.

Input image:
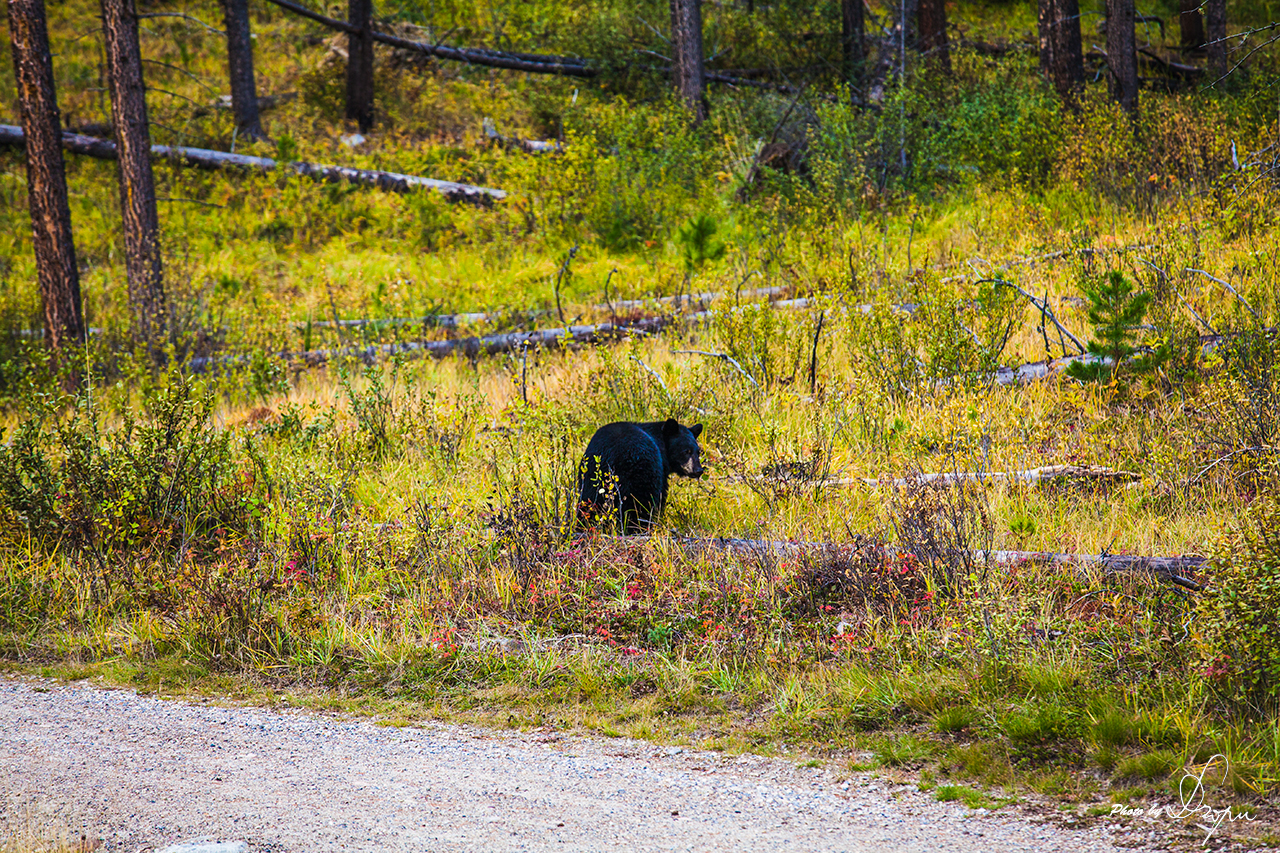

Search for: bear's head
xmin=662 ymin=418 xmax=704 ymax=478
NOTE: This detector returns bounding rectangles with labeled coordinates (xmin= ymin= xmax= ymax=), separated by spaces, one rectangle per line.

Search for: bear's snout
xmin=681 ymin=460 xmax=704 ymax=478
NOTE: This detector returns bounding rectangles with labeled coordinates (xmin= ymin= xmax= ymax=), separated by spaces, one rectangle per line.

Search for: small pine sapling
xmin=1066 ymin=271 xmax=1169 ymax=383
xmin=675 ymin=213 xmax=726 ymax=276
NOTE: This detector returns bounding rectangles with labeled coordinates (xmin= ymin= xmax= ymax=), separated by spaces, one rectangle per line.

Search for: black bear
xmin=577 ymin=418 xmax=704 ymax=534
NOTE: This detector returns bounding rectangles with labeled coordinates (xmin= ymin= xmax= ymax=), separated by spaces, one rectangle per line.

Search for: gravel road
xmin=0 ymin=677 xmax=1160 ymax=852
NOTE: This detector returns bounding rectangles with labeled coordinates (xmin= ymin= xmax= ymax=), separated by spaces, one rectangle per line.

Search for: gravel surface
xmin=0 ymin=677 xmax=1160 ymax=852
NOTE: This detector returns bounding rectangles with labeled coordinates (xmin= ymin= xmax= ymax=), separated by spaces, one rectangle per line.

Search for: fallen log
xmin=296 ymin=285 xmax=792 ymax=331
xmin=187 ymin=315 xmax=675 ymax=372
xmin=759 ymin=465 xmax=1142 ymax=489
xmin=0 ymin=125 xmax=505 ymax=202
xmin=653 ymin=535 xmax=1204 ymax=589
xmin=264 ymin=0 xmax=596 ymax=77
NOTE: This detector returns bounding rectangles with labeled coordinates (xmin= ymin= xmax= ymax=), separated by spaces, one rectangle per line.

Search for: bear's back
xmin=582 ymin=421 xmax=667 ymax=475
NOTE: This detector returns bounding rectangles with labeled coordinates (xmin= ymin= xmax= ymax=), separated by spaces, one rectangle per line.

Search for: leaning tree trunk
xmin=669 ymin=0 xmax=706 ymax=123
xmin=221 ymin=0 xmax=264 ymax=141
xmin=916 ymin=0 xmax=950 ymax=73
xmin=345 ymin=0 xmax=374 ymax=131
xmin=7 ymin=0 xmax=85 ymax=373
xmin=100 ymin=0 xmax=166 ymax=346
xmin=1205 ymin=0 xmax=1227 ymax=79
xmin=841 ymin=0 xmax=865 ymax=86
xmin=1179 ymin=0 xmax=1205 ymax=50
xmin=1106 ymin=0 xmax=1138 ymax=113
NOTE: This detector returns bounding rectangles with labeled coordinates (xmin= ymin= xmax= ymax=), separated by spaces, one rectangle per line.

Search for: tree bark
xmin=221 ymin=0 xmax=264 ymax=141
xmin=100 ymin=0 xmax=166 ymax=346
xmin=6 ymin=0 xmax=85 ymax=372
xmin=0 ymin=124 xmax=509 ymax=202
xmin=345 ymin=0 xmax=374 ymax=131
xmin=916 ymin=0 xmax=950 ymax=73
xmin=1179 ymin=0 xmax=1205 ymax=50
xmin=841 ymin=0 xmax=865 ymax=86
xmin=1205 ymin=0 xmax=1226 ymax=79
xmin=669 ymin=0 xmax=706 ymax=123
xmin=1039 ymin=0 xmax=1083 ymax=100
xmin=1106 ymin=0 xmax=1138 ymax=113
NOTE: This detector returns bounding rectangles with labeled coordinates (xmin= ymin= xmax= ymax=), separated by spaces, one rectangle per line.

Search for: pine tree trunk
xmin=841 ymin=0 xmax=865 ymax=86
xmin=1037 ymin=0 xmax=1054 ymax=71
xmin=916 ymin=0 xmax=950 ymax=73
xmin=345 ymin=0 xmax=374 ymax=131
xmin=221 ymin=0 xmax=264 ymax=141
xmin=100 ymin=0 xmax=166 ymax=346
xmin=1179 ymin=0 xmax=1205 ymax=50
xmin=7 ymin=0 xmax=85 ymax=371
xmin=1043 ymin=0 xmax=1083 ymax=100
xmin=669 ymin=0 xmax=706 ymax=123
xmin=1205 ymin=0 xmax=1226 ymax=79
xmin=1106 ymin=0 xmax=1138 ymax=113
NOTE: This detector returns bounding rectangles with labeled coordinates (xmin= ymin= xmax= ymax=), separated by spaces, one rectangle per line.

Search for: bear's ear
xmin=690 ymin=423 xmax=703 ymax=438
xmin=662 ymin=418 xmax=680 ymax=436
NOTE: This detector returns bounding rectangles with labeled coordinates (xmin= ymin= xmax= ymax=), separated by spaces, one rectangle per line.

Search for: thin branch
xmin=141 ymin=58 xmax=219 ymax=94
xmin=1139 ymin=257 xmax=1217 ymax=335
xmin=1185 ymin=268 xmax=1261 ymax=320
xmin=136 ymin=12 xmax=224 ymax=36
xmin=981 ymin=278 xmax=1087 ymax=355
xmin=631 ymin=356 xmax=672 ymax=401
xmin=673 ymin=349 xmax=760 ymax=389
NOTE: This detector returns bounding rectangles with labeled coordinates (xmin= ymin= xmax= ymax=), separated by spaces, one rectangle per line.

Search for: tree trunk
xmin=221 ymin=0 xmax=264 ymax=141
xmin=916 ymin=0 xmax=950 ymax=73
xmin=669 ymin=0 xmax=706 ymax=123
xmin=1040 ymin=0 xmax=1083 ymax=100
xmin=1205 ymin=0 xmax=1226 ymax=79
xmin=100 ymin=0 xmax=165 ymax=346
xmin=345 ymin=0 xmax=374 ymax=131
xmin=1037 ymin=0 xmax=1053 ymax=71
xmin=1106 ymin=0 xmax=1138 ymax=113
xmin=841 ymin=0 xmax=865 ymax=86
xmin=1179 ymin=0 xmax=1205 ymax=50
xmin=6 ymin=0 xmax=85 ymax=371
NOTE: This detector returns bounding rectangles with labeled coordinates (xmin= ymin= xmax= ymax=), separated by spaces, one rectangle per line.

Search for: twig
xmin=157 ymin=196 xmax=226 ymax=208
xmin=808 ymin=311 xmax=825 ymax=395
xmin=1139 ymin=257 xmax=1216 ymax=335
xmin=136 ymin=12 xmax=224 ymax=35
xmin=981 ymin=278 xmax=1087 ymax=355
xmin=631 ymin=356 xmax=671 ymax=401
xmin=603 ymin=267 xmax=619 ymax=324
xmin=140 ymin=59 xmax=219 ymax=94
xmin=1185 ymin=268 xmax=1260 ymax=320
xmin=673 ymin=349 xmax=760 ymax=389
xmin=553 ymin=244 xmax=579 ymax=324
xmin=1191 ymin=446 xmax=1273 ymax=486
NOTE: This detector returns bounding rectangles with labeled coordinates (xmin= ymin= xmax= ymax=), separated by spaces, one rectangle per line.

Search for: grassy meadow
xmin=3 ymin=0 xmax=1280 ymax=844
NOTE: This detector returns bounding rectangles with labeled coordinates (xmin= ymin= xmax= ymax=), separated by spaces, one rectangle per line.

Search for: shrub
xmin=1195 ymin=498 xmax=1280 ymax=712
xmin=0 ymin=372 xmax=265 ymax=560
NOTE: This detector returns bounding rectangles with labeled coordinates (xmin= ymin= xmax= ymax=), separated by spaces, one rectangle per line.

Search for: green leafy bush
xmin=0 ymin=374 xmax=264 ymax=559
xmin=1195 ymin=498 xmax=1280 ymax=712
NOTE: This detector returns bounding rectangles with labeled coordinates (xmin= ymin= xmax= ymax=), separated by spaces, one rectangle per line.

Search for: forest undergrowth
xmin=2 ymin=0 xmax=1280 ymax=844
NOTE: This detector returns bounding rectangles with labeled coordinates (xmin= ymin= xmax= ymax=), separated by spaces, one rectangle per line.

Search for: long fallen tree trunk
xmin=299 ymin=285 xmax=792 ymax=331
xmin=846 ymin=464 xmax=1142 ymax=488
xmin=0 ymin=125 xmax=505 ymax=202
xmin=187 ymin=315 xmax=676 ymax=372
xmin=654 ymin=535 xmax=1204 ymax=589
xmin=263 ymin=0 xmax=807 ymax=94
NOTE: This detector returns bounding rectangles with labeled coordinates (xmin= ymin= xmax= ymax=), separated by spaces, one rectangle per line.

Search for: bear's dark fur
xmin=576 ymin=418 xmax=704 ymax=534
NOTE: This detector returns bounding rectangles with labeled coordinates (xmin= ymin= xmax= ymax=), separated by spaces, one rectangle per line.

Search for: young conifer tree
xmin=1066 ymin=271 xmax=1168 ymax=383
